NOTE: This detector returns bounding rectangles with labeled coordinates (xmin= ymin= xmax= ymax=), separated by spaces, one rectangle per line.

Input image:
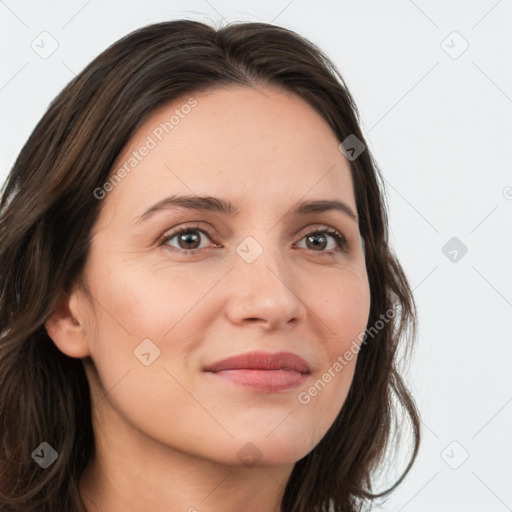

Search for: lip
xmin=203 ymin=351 xmax=311 ymax=373
xmin=203 ymin=351 xmax=311 ymax=392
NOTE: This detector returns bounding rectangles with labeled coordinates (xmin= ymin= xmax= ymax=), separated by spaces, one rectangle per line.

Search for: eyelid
xmin=156 ymin=223 xmax=217 ymax=248
xmin=294 ymin=225 xmax=348 ymax=252
xmin=157 ymin=222 xmax=349 ymax=254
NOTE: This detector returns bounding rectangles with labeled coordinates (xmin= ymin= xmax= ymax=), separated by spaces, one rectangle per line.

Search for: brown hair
xmin=0 ymin=19 xmax=420 ymax=512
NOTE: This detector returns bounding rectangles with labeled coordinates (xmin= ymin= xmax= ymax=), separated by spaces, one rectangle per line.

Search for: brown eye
xmin=157 ymin=224 xmax=348 ymax=256
xmin=296 ymin=228 xmax=348 ymax=253
xmin=159 ymin=226 xmax=216 ymax=253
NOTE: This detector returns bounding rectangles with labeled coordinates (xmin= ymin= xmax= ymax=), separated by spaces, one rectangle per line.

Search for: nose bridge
xmin=226 ymin=229 xmax=303 ymax=326
xmin=235 ymin=231 xmax=291 ymax=291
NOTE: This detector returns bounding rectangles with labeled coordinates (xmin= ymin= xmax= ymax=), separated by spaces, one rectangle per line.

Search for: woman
xmin=0 ymin=20 xmax=420 ymax=512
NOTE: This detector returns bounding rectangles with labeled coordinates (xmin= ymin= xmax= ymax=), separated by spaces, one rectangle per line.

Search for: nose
xmin=224 ymin=241 xmax=306 ymax=331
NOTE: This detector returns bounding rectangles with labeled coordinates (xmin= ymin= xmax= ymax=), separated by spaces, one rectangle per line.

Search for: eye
xmin=295 ymin=227 xmax=348 ymax=254
xmin=158 ymin=224 xmax=217 ymax=254
xmin=157 ymin=224 xmax=348 ymax=255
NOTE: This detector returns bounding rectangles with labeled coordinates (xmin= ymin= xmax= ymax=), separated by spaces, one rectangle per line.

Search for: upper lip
xmin=203 ymin=351 xmax=311 ymax=374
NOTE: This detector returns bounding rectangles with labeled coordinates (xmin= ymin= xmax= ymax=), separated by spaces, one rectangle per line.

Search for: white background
xmin=1 ymin=1 xmax=511 ymax=510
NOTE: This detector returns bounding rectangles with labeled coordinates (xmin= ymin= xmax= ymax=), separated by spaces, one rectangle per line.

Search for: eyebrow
xmin=134 ymin=195 xmax=358 ymax=224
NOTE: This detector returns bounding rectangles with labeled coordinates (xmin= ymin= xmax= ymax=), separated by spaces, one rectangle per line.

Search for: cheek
xmin=91 ymin=258 xmax=221 ymax=340
xmin=319 ymin=268 xmax=371 ymax=346
xmin=83 ymin=259 xmax=227 ymax=399
xmin=299 ymin=269 xmax=370 ymax=410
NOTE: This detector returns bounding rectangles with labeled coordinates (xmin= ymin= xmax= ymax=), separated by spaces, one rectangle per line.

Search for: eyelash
xmin=157 ymin=223 xmax=348 ymax=256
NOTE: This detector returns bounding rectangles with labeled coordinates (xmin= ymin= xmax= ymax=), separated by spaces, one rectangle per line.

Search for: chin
xmin=217 ymin=434 xmax=317 ymax=469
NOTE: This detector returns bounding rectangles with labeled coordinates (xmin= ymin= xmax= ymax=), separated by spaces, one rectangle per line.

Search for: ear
xmin=45 ymin=289 xmax=91 ymax=359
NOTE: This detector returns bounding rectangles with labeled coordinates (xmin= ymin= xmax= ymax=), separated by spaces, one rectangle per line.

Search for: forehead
xmin=102 ymin=84 xmax=356 ymax=220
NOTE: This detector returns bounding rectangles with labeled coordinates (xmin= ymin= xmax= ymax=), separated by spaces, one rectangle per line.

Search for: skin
xmin=45 ymin=84 xmax=371 ymax=512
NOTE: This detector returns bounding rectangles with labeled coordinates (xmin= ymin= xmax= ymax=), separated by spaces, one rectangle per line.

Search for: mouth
xmin=203 ymin=351 xmax=311 ymax=392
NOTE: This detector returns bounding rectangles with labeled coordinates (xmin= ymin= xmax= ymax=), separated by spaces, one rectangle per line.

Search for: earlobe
xmin=45 ymin=291 xmax=91 ymax=359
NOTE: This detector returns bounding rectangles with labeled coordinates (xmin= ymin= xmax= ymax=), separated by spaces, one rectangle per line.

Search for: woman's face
xmin=59 ymin=84 xmax=371 ymax=468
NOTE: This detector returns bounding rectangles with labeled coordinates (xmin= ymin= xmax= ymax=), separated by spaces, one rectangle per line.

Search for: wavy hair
xmin=0 ymin=19 xmax=421 ymax=512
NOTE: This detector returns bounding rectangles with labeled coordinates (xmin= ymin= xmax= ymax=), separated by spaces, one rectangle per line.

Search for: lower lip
xmin=206 ymin=369 xmax=309 ymax=392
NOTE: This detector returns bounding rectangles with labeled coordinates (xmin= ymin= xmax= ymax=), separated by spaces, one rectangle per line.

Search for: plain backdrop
xmin=1 ymin=1 xmax=511 ymax=510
